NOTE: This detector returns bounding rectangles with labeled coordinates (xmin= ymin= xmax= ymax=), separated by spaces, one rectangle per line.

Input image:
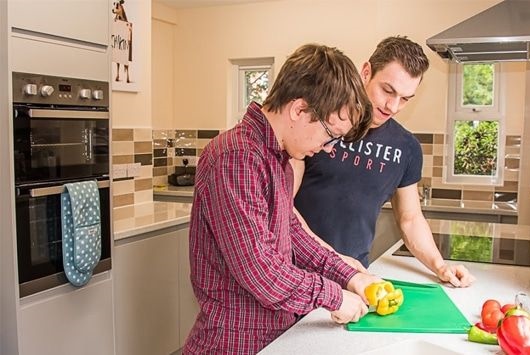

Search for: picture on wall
xmin=110 ymin=0 xmax=141 ymax=92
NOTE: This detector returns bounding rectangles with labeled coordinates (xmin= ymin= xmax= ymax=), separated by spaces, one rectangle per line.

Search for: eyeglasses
xmin=319 ymin=119 xmax=343 ymax=147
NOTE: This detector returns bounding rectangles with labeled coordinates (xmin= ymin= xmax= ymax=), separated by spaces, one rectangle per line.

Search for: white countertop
xmin=382 ymin=199 xmax=517 ymax=216
xmin=154 ymin=185 xmax=517 ymax=217
xmin=113 ymin=201 xmax=192 ymax=240
xmin=259 ymin=230 xmax=530 ymax=354
xmin=153 ymin=185 xmax=195 ymax=197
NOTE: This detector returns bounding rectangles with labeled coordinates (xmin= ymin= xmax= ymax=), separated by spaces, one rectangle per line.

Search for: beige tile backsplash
xmin=111 ymin=128 xmax=521 ymax=209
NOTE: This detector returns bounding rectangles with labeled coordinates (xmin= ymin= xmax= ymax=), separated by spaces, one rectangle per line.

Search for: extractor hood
xmin=427 ymin=0 xmax=530 ymax=62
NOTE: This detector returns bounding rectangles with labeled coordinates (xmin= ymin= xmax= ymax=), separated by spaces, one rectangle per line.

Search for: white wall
xmin=168 ymin=0 xmax=507 ymax=130
xmin=112 ymin=0 xmax=152 ymax=128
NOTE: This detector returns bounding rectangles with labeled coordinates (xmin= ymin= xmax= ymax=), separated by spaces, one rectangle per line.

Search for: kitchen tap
xmin=421 ymin=184 xmax=431 ymax=204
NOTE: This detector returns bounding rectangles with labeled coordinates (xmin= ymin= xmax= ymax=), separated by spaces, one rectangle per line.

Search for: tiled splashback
xmin=112 ymin=128 xmax=520 ymax=209
xmin=415 ymin=133 xmax=520 ymax=206
xmin=111 ymin=129 xmax=154 ymax=208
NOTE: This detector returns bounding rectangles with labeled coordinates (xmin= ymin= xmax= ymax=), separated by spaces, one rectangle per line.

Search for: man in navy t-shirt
xmin=293 ymin=36 xmax=475 ymax=287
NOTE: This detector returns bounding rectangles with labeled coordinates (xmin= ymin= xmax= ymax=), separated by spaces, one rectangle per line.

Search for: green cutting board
xmin=345 ymin=283 xmax=470 ymax=333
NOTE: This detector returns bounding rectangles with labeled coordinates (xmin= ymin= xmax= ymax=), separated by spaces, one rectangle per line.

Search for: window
xmin=444 ymin=63 xmax=506 ymax=185
xmin=228 ymin=57 xmax=273 ymax=128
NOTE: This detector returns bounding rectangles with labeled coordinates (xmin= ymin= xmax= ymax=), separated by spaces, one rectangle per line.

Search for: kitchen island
xmin=259 ymin=220 xmax=530 ymax=355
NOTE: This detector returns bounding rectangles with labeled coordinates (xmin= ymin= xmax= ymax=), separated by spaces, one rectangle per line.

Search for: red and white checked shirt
xmin=183 ymin=102 xmax=358 ymax=354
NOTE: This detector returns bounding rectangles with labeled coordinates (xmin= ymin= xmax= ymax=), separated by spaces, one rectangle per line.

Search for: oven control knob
xmin=92 ymin=90 xmax=104 ymax=100
xmin=80 ymin=89 xmax=92 ymax=99
xmin=40 ymin=85 xmax=55 ymax=97
xmin=23 ymin=84 xmax=38 ymax=96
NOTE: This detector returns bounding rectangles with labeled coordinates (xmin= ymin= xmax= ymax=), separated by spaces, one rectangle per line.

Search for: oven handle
xmin=29 ymin=180 xmax=110 ymax=197
xmin=28 ymin=109 xmax=109 ymax=120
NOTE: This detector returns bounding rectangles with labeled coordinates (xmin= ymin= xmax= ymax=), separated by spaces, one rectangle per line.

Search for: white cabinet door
xmin=178 ymin=231 xmax=199 ymax=346
xmin=113 ymin=228 xmax=182 ymax=355
xmin=18 ymin=273 xmax=115 ymax=355
xmin=9 ymin=0 xmax=110 ymax=46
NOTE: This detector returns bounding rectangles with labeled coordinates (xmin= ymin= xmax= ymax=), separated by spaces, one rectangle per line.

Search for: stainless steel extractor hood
xmin=427 ymin=0 xmax=530 ymax=62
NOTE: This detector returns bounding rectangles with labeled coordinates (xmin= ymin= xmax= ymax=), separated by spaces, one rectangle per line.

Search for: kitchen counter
xmin=154 ymin=185 xmax=195 ymax=197
xmin=113 ymin=201 xmax=191 ymax=240
xmin=154 ymin=186 xmax=518 ymax=219
xmin=259 ymin=219 xmax=530 ymax=354
xmin=382 ymin=198 xmax=517 ymax=217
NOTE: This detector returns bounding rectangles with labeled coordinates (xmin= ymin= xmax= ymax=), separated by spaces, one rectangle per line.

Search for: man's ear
xmin=289 ymin=98 xmax=309 ymax=122
xmin=361 ymin=62 xmax=372 ymax=84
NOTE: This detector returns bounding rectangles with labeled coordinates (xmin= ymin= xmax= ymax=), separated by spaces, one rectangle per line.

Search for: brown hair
xmin=262 ymin=44 xmax=372 ymax=142
xmin=369 ymin=36 xmax=430 ymax=79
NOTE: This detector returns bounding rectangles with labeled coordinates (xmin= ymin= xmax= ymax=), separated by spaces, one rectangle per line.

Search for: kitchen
xmin=1 ymin=0 xmax=530 ymax=354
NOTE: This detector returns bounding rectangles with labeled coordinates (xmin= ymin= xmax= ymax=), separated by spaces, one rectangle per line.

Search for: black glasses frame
xmin=319 ymin=119 xmax=342 ymax=147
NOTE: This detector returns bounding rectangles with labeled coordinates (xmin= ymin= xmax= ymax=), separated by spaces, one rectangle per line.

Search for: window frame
xmin=444 ymin=62 xmax=506 ymax=186
xmin=228 ymin=57 xmax=274 ymax=128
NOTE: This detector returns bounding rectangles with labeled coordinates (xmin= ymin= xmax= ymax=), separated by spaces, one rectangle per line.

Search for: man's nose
xmin=386 ymin=96 xmax=400 ymax=115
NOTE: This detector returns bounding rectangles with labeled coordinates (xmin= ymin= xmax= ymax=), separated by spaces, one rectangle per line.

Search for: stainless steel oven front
xmin=12 ymin=72 xmax=111 ymax=297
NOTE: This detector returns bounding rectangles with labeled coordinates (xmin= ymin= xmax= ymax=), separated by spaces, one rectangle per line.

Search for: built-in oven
xmin=12 ymin=72 xmax=111 ymax=297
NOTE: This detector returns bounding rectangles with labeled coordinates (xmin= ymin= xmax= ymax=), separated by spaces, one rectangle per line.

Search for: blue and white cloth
xmin=61 ymin=181 xmax=102 ymax=287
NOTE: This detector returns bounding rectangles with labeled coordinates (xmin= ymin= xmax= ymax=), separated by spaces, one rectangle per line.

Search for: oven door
xmin=15 ymin=178 xmax=111 ymax=297
xmin=13 ymin=105 xmax=109 ymax=184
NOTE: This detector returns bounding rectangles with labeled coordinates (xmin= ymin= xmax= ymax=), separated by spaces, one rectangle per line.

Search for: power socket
xmin=112 ymin=164 xmax=128 ymax=179
xmin=127 ymin=162 xmax=141 ymax=177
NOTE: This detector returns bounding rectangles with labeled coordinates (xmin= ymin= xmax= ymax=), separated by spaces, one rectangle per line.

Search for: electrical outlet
xmin=112 ymin=164 xmax=128 ymax=179
xmin=127 ymin=163 xmax=141 ymax=177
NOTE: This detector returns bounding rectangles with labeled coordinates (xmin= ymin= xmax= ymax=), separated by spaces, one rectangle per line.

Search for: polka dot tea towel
xmin=61 ymin=180 xmax=102 ymax=287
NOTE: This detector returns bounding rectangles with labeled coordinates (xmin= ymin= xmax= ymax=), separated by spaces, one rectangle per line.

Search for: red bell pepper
xmin=496 ymin=314 xmax=530 ymax=355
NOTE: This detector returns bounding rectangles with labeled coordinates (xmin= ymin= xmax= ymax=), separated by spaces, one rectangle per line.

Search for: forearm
xmin=398 ymin=214 xmax=445 ymax=275
xmin=293 ymin=208 xmax=335 ymax=251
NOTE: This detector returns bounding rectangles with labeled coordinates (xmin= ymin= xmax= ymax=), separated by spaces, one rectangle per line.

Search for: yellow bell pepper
xmin=364 ymin=281 xmax=404 ymax=316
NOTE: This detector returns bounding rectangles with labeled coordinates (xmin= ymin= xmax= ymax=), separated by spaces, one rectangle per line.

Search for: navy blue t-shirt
xmin=294 ymin=118 xmax=423 ymax=267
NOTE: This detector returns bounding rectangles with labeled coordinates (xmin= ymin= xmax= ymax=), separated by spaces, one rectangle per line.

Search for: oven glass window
xmin=28 ymin=195 xmax=62 ymax=265
xmin=13 ymin=109 xmax=109 ymax=183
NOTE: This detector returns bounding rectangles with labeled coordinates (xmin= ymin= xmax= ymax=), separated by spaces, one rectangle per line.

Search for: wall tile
xmin=113 ymin=193 xmax=135 ymax=208
xmin=134 ymin=154 xmax=153 ymax=166
xmin=113 ymin=155 xmax=134 ymax=164
xmin=112 ymin=141 xmax=134 ymax=155
xmin=197 ymin=130 xmax=219 ymax=139
xmin=134 ymin=128 xmax=152 ymax=141
xmin=135 ymin=178 xmax=153 ymax=191
xmin=134 ymin=141 xmax=152 ymax=154
xmin=112 ymin=129 xmax=133 ymax=141
xmin=462 ymin=190 xmax=494 ymax=201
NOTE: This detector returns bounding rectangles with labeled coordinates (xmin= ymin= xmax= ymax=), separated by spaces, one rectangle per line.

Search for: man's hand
xmin=346 ymin=272 xmax=384 ymax=304
xmin=330 ymin=290 xmax=368 ymax=324
xmin=339 ymin=254 xmax=368 ymax=273
xmin=436 ymin=263 xmax=476 ymax=287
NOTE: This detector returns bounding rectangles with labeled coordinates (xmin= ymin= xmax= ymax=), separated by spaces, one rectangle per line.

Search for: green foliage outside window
xmin=244 ymin=70 xmax=269 ymax=106
xmin=449 ymin=234 xmax=493 ymax=262
xmin=453 ymin=120 xmax=498 ymax=175
xmin=462 ymin=63 xmax=494 ymax=106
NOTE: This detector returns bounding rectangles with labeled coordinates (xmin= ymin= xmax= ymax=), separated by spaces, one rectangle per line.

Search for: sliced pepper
xmin=468 ymin=324 xmax=498 ymax=345
xmin=364 ymin=281 xmax=404 ymax=316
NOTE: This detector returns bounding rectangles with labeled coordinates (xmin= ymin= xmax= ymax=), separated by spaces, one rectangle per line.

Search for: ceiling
xmin=154 ymin=0 xmax=278 ymax=9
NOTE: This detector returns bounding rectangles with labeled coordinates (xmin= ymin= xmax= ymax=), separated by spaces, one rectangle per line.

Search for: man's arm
xmin=391 ymin=183 xmax=475 ymax=287
xmin=290 ymin=158 xmax=367 ymax=272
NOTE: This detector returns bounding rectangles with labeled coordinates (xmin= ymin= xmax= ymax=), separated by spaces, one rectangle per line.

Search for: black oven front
xmin=12 ymin=72 xmax=111 ymax=297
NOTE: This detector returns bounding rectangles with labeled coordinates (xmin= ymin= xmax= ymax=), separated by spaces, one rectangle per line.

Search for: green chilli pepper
xmin=468 ymin=324 xmax=498 ymax=345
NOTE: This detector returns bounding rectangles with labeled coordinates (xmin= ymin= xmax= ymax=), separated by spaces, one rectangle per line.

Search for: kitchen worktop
xmin=153 ymin=186 xmax=517 ymax=217
xmin=153 ymin=185 xmax=195 ymax=197
xmin=113 ymin=201 xmax=191 ymax=240
xmin=259 ymin=221 xmax=530 ymax=354
xmin=382 ymin=198 xmax=517 ymax=216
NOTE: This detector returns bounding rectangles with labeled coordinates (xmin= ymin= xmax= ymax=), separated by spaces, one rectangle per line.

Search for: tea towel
xmin=61 ymin=181 xmax=102 ymax=287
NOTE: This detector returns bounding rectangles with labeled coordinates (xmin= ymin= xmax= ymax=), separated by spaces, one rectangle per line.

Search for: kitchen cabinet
xmin=113 ymin=223 xmax=198 ymax=355
xmin=178 ymin=231 xmax=200 ymax=345
xmin=9 ymin=0 xmax=109 ymax=46
xmin=18 ymin=273 xmax=114 ymax=355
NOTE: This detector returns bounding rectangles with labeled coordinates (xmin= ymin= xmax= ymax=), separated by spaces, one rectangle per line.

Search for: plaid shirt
xmin=184 ymin=102 xmax=358 ymax=354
